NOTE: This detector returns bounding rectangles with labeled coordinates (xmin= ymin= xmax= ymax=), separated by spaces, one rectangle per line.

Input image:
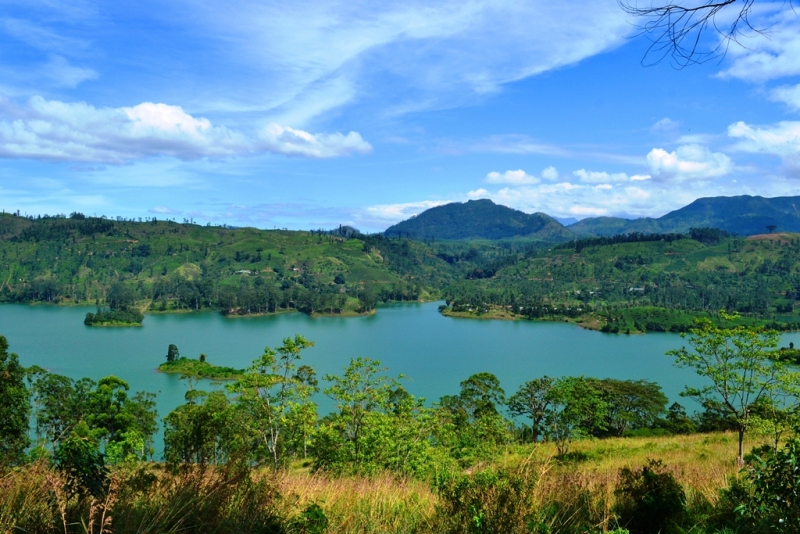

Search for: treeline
xmin=557 ymin=227 xmax=732 ymax=253
xmin=558 ymin=231 xmax=687 ymax=253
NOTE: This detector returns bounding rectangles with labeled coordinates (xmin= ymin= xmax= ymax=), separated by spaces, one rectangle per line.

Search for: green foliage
xmin=166 ymin=343 xmax=179 ymax=362
xmin=507 ymin=377 xmax=554 ymax=443
xmin=614 ymin=459 xmax=686 ymax=534
xmin=159 ymin=356 xmax=244 ymax=380
xmin=54 ymin=425 xmax=109 ymax=498
xmin=291 ymin=503 xmax=329 ymax=534
xmin=733 ymin=438 xmax=800 ymax=532
xmin=668 ymin=313 xmax=796 ymax=463
xmin=433 ymin=460 xmax=540 ymax=534
xmin=84 ymin=307 xmax=144 ymax=326
xmin=0 ymin=335 xmax=29 ymax=464
xmin=228 ymin=335 xmax=317 ymax=468
xmin=163 ymin=390 xmax=239 ymax=465
xmin=544 ymin=377 xmax=607 ymax=456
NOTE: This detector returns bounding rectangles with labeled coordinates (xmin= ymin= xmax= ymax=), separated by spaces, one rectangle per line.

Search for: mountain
xmin=568 ymin=195 xmax=800 ymax=237
xmin=383 ymin=199 xmax=574 ymax=241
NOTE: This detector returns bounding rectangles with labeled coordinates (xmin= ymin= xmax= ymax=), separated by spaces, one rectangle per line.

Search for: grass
xmin=0 ymin=431 xmax=776 ymax=533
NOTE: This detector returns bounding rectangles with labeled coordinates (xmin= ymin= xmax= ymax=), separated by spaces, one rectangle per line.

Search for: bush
xmin=614 ymin=459 xmax=686 ymax=534
xmin=730 ymin=438 xmax=800 ymax=533
xmin=433 ymin=461 xmax=539 ymax=534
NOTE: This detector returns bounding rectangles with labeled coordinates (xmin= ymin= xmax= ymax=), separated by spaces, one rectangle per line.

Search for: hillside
xmin=442 ymin=230 xmax=800 ymax=332
xmin=0 ymin=212 xmax=458 ymax=316
xmin=569 ymin=195 xmax=800 ymax=237
xmin=383 ymin=199 xmax=574 ymax=241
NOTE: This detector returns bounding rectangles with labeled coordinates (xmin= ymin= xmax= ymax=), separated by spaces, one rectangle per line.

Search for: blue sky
xmin=2 ymin=0 xmax=800 ymax=231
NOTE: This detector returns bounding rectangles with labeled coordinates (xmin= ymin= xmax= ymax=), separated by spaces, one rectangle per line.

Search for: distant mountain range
xmin=382 ymin=195 xmax=800 ymax=241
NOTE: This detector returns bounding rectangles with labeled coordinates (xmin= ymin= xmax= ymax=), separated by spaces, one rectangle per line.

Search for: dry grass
xmin=277 ymin=470 xmax=437 ymax=533
xmin=0 ymin=432 xmax=770 ymax=533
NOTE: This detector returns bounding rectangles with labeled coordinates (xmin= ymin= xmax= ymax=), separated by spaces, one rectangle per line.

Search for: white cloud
xmin=770 ymin=83 xmax=800 ymax=112
xmin=0 ymin=96 xmax=371 ymax=163
xmin=630 ymin=174 xmax=651 ymax=181
xmin=646 ymin=144 xmax=732 ymax=181
xmin=149 ymin=206 xmax=183 ymax=215
xmin=728 ymin=120 xmax=800 ymax=172
xmin=652 ymin=117 xmax=680 ymax=138
xmin=259 ymin=123 xmax=371 ymax=158
xmin=485 ymin=169 xmax=539 ymax=185
xmin=365 ymin=200 xmax=448 ymax=222
xmin=728 ymin=120 xmax=800 ymax=157
xmin=717 ymin=9 xmax=800 ymax=83
xmin=467 ymin=188 xmax=489 ymax=198
xmin=541 ymin=165 xmax=558 ymax=180
xmin=572 ymin=169 xmax=629 ymax=183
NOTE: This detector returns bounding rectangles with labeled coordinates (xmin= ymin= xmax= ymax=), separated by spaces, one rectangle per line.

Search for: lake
xmin=6 ymin=301 xmax=793 ymax=446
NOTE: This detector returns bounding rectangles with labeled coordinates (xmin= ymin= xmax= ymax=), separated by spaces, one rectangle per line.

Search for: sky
xmin=2 ymin=1 xmax=800 ymax=232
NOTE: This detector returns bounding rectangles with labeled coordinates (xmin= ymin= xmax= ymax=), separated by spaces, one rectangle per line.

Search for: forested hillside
xmin=384 ymin=198 xmax=573 ymax=241
xmin=442 ymin=230 xmax=800 ymax=332
xmin=8 ymin=211 xmax=800 ymax=332
xmin=0 ymin=212 xmax=456 ymax=316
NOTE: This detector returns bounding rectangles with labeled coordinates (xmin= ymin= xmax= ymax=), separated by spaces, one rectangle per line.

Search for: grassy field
xmin=0 ymin=431 xmax=767 ymax=533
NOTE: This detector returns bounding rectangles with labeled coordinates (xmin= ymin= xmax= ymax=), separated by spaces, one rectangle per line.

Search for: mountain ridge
xmin=383 ymin=195 xmax=800 ymax=240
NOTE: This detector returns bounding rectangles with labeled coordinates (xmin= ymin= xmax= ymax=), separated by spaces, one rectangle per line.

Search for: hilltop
xmin=383 ymin=199 xmax=573 ymax=241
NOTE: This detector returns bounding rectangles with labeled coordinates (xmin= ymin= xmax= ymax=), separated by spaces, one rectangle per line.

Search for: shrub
xmin=433 ymin=460 xmax=539 ymax=534
xmin=731 ymin=438 xmax=800 ymax=533
xmin=614 ymin=459 xmax=686 ymax=534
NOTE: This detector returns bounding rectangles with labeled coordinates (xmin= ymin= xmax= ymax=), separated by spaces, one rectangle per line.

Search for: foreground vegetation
xmin=3 ymin=315 xmax=800 ymax=532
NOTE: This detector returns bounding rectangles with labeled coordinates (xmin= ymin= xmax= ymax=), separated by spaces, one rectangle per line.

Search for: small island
xmin=157 ymin=344 xmax=243 ymax=380
xmin=84 ymin=282 xmax=144 ymax=326
xmin=84 ymin=308 xmax=144 ymax=326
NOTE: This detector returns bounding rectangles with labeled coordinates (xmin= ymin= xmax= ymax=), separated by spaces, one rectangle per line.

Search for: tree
xmin=228 ymin=335 xmax=316 ymax=468
xmin=106 ymin=281 xmax=135 ymax=310
xmin=455 ymin=372 xmax=506 ymax=420
xmin=544 ymin=376 xmax=607 ymax=455
xmin=766 ymin=224 xmax=778 ymax=234
xmin=0 ymin=335 xmax=29 ymax=464
xmin=322 ymin=357 xmax=401 ymax=464
xmin=667 ymin=313 xmax=794 ymax=464
xmin=622 ymin=0 xmax=767 ymax=67
xmin=166 ymin=344 xmax=180 ymax=363
xmin=590 ymin=378 xmax=668 ymax=436
xmin=507 ymin=377 xmax=554 ymax=443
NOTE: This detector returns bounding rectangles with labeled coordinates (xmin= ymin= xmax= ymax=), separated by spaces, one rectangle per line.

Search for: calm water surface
xmin=7 ymin=302 xmax=796 ymax=441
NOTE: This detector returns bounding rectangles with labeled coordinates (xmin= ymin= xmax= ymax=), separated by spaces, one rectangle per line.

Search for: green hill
xmin=442 ymin=230 xmax=800 ymax=332
xmin=0 ymin=212 xmax=457 ymax=316
xmin=569 ymin=195 xmax=800 ymax=237
xmin=384 ymin=199 xmax=574 ymax=241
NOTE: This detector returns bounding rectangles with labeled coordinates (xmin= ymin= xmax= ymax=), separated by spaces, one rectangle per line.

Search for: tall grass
xmin=0 ymin=431 xmax=769 ymax=534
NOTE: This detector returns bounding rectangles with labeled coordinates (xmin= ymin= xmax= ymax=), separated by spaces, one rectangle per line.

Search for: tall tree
xmin=507 ymin=377 xmax=554 ymax=443
xmin=229 ymin=335 xmax=316 ymax=468
xmin=0 ymin=335 xmax=29 ymax=464
xmin=667 ymin=312 xmax=795 ymax=464
xmin=323 ymin=357 xmax=401 ymax=463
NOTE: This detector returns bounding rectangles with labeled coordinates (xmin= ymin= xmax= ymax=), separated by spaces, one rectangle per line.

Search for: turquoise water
xmin=7 ymin=302 xmax=794 ymax=437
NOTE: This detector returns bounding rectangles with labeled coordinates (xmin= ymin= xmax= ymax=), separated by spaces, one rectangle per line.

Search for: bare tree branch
xmin=620 ymin=0 xmax=773 ymax=68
